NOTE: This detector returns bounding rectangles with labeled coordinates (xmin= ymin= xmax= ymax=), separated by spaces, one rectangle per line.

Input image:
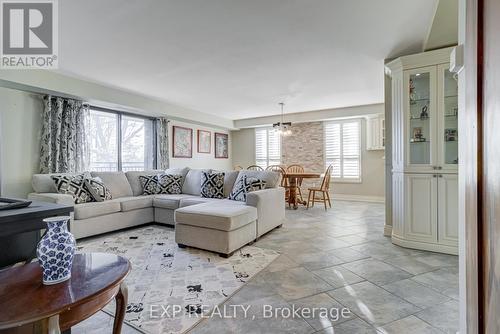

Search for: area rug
xmin=77 ymin=225 xmax=279 ymax=334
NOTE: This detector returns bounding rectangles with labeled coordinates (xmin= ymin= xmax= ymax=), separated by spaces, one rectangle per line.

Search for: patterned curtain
xmin=156 ymin=117 xmax=169 ymax=170
xmin=39 ymin=96 xmax=90 ymax=173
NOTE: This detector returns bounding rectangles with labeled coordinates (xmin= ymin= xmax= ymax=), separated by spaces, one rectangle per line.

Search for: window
xmin=324 ymin=119 xmax=361 ymax=181
xmin=255 ymin=127 xmax=281 ymax=169
xmin=88 ymin=109 xmax=155 ymax=172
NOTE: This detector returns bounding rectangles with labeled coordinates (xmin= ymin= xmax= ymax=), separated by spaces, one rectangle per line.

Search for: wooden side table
xmin=0 ymin=253 xmax=130 ymax=334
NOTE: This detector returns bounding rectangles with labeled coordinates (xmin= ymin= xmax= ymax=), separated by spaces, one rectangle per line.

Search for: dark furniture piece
xmin=0 ymin=253 xmax=130 ymax=334
xmin=0 ymin=201 xmax=73 ymax=268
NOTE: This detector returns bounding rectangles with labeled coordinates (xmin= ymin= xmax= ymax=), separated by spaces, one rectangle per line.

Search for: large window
xmin=324 ymin=119 xmax=361 ymax=182
xmin=88 ymin=109 xmax=155 ymax=172
xmin=255 ymin=127 xmax=281 ymax=169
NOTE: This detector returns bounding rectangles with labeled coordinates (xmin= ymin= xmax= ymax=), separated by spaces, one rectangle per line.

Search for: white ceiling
xmin=58 ymin=0 xmax=438 ymax=120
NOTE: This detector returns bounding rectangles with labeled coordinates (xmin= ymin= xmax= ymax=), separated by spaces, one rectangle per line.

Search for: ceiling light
xmin=273 ymin=102 xmax=292 ymax=136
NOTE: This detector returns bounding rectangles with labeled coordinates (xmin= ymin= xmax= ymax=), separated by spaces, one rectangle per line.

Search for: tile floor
xmin=74 ymin=201 xmax=459 ymax=334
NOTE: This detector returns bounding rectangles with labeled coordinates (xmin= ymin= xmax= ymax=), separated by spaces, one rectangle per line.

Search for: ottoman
xmin=174 ymin=203 xmax=258 ymax=257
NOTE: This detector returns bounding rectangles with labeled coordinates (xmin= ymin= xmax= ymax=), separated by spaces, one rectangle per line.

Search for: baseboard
xmin=331 ymin=193 xmax=385 ymax=203
xmin=383 ymin=225 xmax=392 ymax=236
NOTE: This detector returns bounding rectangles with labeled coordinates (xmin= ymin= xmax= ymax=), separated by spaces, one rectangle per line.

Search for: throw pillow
xmin=139 ymin=175 xmax=161 ymax=195
xmin=85 ymin=177 xmax=112 ymax=202
xmin=139 ymin=174 xmax=183 ymax=195
xmin=228 ymin=175 xmax=267 ymax=202
xmin=51 ymin=174 xmax=94 ymax=204
xmin=201 ymin=172 xmax=225 ymax=199
xmin=157 ymin=174 xmax=183 ymax=194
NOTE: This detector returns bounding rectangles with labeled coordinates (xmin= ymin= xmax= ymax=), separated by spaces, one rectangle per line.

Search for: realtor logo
xmin=1 ymin=0 xmax=58 ymax=68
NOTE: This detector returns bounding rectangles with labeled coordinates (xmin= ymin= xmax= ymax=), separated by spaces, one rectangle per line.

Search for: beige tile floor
xmin=74 ymin=201 xmax=459 ymax=334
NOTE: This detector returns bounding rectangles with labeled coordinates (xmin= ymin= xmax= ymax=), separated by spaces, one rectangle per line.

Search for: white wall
xmin=231 ymin=128 xmax=256 ymax=169
xmin=0 ymin=87 xmax=42 ymax=198
xmin=169 ymin=120 xmax=232 ymax=170
xmin=0 ymin=70 xmax=235 ymax=129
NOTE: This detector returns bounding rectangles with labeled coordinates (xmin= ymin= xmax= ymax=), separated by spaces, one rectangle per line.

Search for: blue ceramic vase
xmin=37 ymin=216 xmax=76 ymax=285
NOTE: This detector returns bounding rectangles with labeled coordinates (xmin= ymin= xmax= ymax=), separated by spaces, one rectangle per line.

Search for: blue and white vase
xmin=37 ymin=216 xmax=76 ymax=285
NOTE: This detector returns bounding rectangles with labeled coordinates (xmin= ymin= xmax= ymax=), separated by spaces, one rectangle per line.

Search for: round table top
xmin=0 ymin=252 xmax=130 ymax=328
xmin=284 ymin=172 xmax=321 ymax=178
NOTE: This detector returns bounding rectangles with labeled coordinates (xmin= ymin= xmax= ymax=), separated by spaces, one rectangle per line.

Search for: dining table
xmin=283 ymin=172 xmax=321 ymax=209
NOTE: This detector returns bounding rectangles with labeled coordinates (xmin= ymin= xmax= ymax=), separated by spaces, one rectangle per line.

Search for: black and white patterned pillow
xmin=157 ymin=174 xmax=183 ymax=194
xmin=85 ymin=177 xmax=112 ymax=202
xmin=228 ymin=175 xmax=267 ymax=202
xmin=201 ymin=172 xmax=225 ymax=199
xmin=139 ymin=174 xmax=183 ymax=195
xmin=139 ymin=175 xmax=161 ymax=195
xmin=51 ymin=174 xmax=94 ymax=204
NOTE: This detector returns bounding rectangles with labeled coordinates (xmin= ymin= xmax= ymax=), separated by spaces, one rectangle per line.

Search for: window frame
xmin=89 ymin=106 xmax=157 ymax=171
xmin=324 ymin=118 xmax=362 ymax=183
xmin=255 ymin=127 xmax=281 ymax=169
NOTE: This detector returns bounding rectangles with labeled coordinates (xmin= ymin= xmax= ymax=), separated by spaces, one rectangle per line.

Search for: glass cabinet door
xmin=438 ymin=64 xmax=459 ymax=169
xmin=407 ymin=67 xmax=435 ymax=168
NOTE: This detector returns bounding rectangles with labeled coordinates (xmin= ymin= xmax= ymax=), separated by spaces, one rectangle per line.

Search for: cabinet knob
xmin=439 ymin=174 xmax=443 ymax=178
xmin=437 ymin=166 xmax=443 ymax=170
xmin=433 ymin=174 xmax=437 ymax=178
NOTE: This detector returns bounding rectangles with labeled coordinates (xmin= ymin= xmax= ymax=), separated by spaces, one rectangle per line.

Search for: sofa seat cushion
xmin=153 ymin=194 xmax=197 ymax=210
xmin=175 ymin=203 xmax=258 ymax=232
xmin=119 ymin=196 xmax=154 ymax=212
xmin=74 ymin=200 xmax=121 ymax=220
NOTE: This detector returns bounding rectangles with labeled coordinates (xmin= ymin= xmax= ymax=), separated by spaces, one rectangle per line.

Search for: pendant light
xmin=272 ymin=102 xmax=292 ymax=136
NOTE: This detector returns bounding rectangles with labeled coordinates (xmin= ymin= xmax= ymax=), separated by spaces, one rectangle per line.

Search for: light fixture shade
xmin=274 ymin=103 xmax=292 ymax=136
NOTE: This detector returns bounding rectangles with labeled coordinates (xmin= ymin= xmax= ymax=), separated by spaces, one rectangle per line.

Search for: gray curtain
xmin=156 ymin=117 xmax=169 ymax=169
xmin=39 ymin=96 xmax=90 ymax=173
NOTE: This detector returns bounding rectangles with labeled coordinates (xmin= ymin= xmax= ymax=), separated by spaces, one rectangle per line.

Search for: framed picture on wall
xmin=214 ymin=132 xmax=229 ymax=159
xmin=172 ymin=126 xmax=193 ymax=158
xmin=197 ymin=130 xmax=211 ymax=153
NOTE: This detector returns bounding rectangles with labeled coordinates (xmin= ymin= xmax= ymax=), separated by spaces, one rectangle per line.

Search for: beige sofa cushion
xmin=74 ymin=200 xmax=121 ymax=220
xmin=182 ymin=169 xmax=211 ymax=195
xmin=119 ymin=196 xmax=154 ymax=212
xmin=125 ymin=170 xmax=164 ymax=196
xmin=234 ymin=171 xmax=280 ymax=189
xmin=91 ymin=172 xmax=133 ymax=198
xmin=175 ymin=203 xmax=258 ymax=232
xmin=153 ymin=194 xmax=196 ymax=210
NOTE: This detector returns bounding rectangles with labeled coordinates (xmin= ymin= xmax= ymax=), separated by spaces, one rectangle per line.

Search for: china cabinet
xmin=386 ymin=47 xmax=458 ymax=255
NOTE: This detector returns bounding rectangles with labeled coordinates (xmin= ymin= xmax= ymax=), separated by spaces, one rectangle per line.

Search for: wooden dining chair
xmin=247 ymin=165 xmax=264 ymax=171
xmin=306 ymin=165 xmax=333 ymax=211
xmin=266 ymin=165 xmax=289 ymax=201
xmin=286 ymin=164 xmax=305 ymax=202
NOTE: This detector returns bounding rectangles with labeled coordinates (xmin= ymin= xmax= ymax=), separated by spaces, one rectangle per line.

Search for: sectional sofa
xmin=28 ymin=168 xmax=285 ymax=256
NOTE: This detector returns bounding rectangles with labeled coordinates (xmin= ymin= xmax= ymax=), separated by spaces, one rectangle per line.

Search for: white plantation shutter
xmin=255 ymin=128 xmax=281 ymax=168
xmin=255 ymin=128 xmax=268 ymax=168
xmin=324 ymin=120 xmax=361 ymax=181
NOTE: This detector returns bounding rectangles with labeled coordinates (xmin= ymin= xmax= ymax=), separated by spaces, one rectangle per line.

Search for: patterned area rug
xmin=77 ymin=225 xmax=279 ymax=334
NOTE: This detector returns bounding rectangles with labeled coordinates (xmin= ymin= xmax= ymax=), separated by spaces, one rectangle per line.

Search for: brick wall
xmin=282 ymin=122 xmax=325 ymax=192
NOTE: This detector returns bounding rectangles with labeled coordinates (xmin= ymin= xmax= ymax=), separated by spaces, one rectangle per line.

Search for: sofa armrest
xmin=246 ymin=187 xmax=285 ymax=237
xmin=28 ymin=193 xmax=75 ymax=207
